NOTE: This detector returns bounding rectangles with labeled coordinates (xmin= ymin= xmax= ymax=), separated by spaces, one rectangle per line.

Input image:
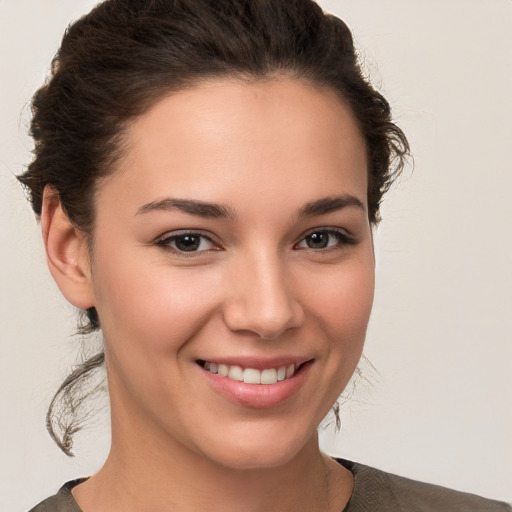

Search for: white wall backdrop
xmin=1 ymin=1 xmax=510 ymax=510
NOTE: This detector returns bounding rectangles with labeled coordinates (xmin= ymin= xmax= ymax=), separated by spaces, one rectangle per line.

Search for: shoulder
xmin=337 ymin=459 xmax=512 ymax=512
xmin=28 ymin=479 xmax=85 ymax=512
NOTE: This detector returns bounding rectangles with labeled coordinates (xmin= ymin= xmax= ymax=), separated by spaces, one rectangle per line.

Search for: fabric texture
xmin=29 ymin=479 xmax=85 ymax=512
xmin=28 ymin=460 xmax=511 ymax=512
xmin=339 ymin=460 xmax=511 ymax=512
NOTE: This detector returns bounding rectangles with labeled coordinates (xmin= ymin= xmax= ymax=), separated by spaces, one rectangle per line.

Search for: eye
xmin=295 ymin=229 xmax=354 ymax=250
xmin=156 ymin=231 xmax=219 ymax=254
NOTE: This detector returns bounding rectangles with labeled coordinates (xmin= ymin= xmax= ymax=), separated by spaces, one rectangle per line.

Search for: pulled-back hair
xmin=18 ymin=0 xmax=409 ymax=455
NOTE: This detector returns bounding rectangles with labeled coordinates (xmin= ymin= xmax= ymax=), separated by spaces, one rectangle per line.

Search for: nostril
xmin=222 ymin=271 xmax=304 ymax=339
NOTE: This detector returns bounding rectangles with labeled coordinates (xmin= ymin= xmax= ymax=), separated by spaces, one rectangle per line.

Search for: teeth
xmin=203 ymin=361 xmax=299 ymax=384
xmin=261 ymin=368 xmax=278 ymax=384
xmin=243 ymin=368 xmax=261 ymax=384
xmin=228 ymin=365 xmax=243 ymax=381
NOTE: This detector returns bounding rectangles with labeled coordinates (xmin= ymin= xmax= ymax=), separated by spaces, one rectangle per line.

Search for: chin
xmin=198 ymin=424 xmax=316 ymax=471
xmin=210 ymin=448 xmax=301 ymax=471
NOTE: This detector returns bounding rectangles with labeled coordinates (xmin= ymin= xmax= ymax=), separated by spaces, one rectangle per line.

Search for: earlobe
xmin=41 ymin=186 xmax=95 ymax=310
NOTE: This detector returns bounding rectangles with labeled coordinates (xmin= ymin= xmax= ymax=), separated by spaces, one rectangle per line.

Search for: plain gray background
xmin=1 ymin=1 xmax=511 ymax=510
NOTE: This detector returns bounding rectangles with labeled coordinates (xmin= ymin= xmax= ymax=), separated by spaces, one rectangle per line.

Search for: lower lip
xmin=199 ymin=362 xmax=312 ymax=408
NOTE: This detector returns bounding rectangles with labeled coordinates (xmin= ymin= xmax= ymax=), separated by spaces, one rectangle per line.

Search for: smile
xmin=200 ymin=360 xmax=299 ymax=385
xmin=197 ymin=358 xmax=313 ymax=407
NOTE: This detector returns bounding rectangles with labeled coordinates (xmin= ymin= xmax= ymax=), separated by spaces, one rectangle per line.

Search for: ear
xmin=41 ymin=186 xmax=95 ymax=310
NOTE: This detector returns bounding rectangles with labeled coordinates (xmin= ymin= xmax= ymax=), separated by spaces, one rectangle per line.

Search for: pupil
xmin=176 ymin=235 xmax=200 ymax=251
xmin=307 ymin=232 xmax=328 ymax=249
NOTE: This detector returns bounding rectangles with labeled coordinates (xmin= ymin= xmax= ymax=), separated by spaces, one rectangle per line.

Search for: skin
xmin=43 ymin=76 xmax=375 ymax=512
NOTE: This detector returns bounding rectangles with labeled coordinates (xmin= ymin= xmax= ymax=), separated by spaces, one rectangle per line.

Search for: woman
xmin=11 ymin=0 xmax=510 ymax=510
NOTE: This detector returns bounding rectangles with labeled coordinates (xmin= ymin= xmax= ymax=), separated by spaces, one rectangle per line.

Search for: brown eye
xmin=157 ymin=232 xmax=217 ymax=254
xmin=296 ymin=229 xmax=354 ymax=250
xmin=304 ymin=232 xmax=330 ymax=249
xmin=174 ymin=235 xmax=202 ymax=252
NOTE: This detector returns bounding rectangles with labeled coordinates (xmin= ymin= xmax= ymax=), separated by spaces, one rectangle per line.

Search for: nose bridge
xmin=223 ymin=247 xmax=303 ymax=339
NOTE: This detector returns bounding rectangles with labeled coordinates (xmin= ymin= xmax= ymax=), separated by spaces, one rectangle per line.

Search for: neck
xmin=73 ymin=412 xmax=353 ymax=512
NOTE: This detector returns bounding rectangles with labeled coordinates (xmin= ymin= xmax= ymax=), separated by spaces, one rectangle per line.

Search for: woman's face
xmin=87 ymin=77 xmax=374 ymax=469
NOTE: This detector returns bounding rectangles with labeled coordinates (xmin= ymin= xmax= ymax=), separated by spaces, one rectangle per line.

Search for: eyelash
xmin=155 ymin=228 xmax=356 ymax=257
xmin=295 ymin=228 xmax=357 ymax=252
xmin=156 ymin=230 xmax=220 ymax=257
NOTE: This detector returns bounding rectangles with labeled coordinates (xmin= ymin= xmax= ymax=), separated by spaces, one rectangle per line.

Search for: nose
xmin=222 ymin=252 xmax=305 ymax=340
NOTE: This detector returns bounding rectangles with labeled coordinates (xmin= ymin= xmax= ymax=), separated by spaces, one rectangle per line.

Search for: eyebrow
xmin=136 ymin=194 xmax=365 ymax=220
xmin=298 ymin=194 xmax=365 ymax=219
xmin=136 ymin=197 xmax=237 ymax=219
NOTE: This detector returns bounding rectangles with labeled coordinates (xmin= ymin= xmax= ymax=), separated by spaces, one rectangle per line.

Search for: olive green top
xmin=28 ymin=459 xmax=512 ymax=512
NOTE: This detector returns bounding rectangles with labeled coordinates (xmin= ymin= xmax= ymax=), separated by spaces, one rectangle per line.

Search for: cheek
xmin=306 ymin=257 xmax=375 ymax=339
xmin=90 ymin=248 xmax=223 ymax=357
xmin=89 ymin=248 xmax=226 ymax=430
xmin=306 ymin=254 xmax=375 ymax=393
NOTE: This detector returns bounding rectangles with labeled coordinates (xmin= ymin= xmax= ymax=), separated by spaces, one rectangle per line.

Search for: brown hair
xmin=18 ymin=0 xmax=409 ymax=455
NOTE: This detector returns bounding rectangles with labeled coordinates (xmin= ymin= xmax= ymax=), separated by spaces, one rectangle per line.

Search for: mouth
xmin=196 ymin=360 xmax=311 ymax=385
xmin=196 ymin=358 xmax=314 ymax=408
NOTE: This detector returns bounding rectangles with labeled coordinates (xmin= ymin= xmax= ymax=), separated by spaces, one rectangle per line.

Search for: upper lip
xmin=196 ymin=356 xmax=313 ymax=370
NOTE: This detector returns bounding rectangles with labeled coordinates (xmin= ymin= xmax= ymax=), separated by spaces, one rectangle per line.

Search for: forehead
xmin=98 ymin=77 xmax=368 ymax=215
